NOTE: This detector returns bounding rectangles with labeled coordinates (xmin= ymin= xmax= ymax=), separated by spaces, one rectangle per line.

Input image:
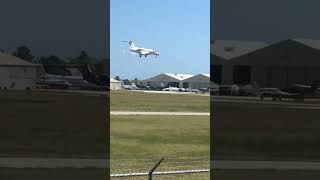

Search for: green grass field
xmin=110 ymin=91 xmax=209 ymax=112
xmin=212 ymin=102 xmax=320 ymax=161
xmin=212 ymin=170 xmax=320 ymax=180
xmin=0 ymin=90 xmax=108 ymax=157
xmin=110 ymin=115 xmax=210 ymax=175
xmin=0 ymin=168 xmax=107 ymax=180
xmin=9 ymin=169 xmax=320 ymax=180
xmin=115 ymin=173 xmax=210 ymax=180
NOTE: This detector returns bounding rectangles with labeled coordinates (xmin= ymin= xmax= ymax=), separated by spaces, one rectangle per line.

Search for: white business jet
xmin=122 ymin=40 xmax=160 ymax=58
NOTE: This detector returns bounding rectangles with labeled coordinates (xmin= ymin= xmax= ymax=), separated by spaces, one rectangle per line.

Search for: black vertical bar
xmin=148 ymin=157 xmax=165 ymax=180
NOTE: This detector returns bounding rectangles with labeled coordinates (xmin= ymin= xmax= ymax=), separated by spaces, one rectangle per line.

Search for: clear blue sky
xmin=212 ymin=0 xmax=320 ymax=42
xmin=110 ymin=0 xmax=210 ymax=80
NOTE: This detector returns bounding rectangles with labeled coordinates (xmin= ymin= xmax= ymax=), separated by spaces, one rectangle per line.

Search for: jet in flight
xmin=122 ymin=40 xmax=160 ymax=58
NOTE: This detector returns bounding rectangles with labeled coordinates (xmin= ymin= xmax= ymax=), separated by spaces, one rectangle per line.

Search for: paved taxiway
xmin=111 ymin=111 xmax=210 ymax=116
xmin=2 ymin=158 xmax=320 ymax=170
xmin=212 ymin=96 xmax=320 ymax=109
xmin=131 ymin=90 xmax=209 ymax=96
xmin=212 ymin=160 xmax=320 ymax=170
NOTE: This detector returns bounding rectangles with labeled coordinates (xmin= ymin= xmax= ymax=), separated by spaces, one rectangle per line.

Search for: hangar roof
xmin=293 ymin=39 xmax=320 ymax=51
xmin=145 ymin=73 xmax=210 ymax=82
xmin=211 ymin=40 xmax=269 ymax=60
xmin=184 ymin=73 xmax=210 ymax=81
xmin=164 ymin=73 xmax=194 ymax=81
xmin=202 ymin=74 xmax=210 ymax=78
xmin=110 ymin=78 xmax=120 ymax=83
xmin=0 ymin=52 xmax=37 ymax=66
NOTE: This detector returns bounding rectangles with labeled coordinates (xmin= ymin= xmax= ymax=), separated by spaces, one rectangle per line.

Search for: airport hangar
xmin=0 ymin=52 xmax=38 ymax=90
xmin=143 ymin=73 xmax=210 ymax=89
xmin=211 ymin=39 xmax=320 ymax=89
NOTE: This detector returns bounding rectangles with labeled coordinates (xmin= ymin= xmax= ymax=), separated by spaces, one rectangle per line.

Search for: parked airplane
xmin=37 ymin=74 xmax=71 ymax=89
xmin=122 ymin=40 xmax=160 ymax=58
xmin=287 ymin=81 xmax=320 ymax=95
xmin=36 ymin=65 xmax=106 ymax=90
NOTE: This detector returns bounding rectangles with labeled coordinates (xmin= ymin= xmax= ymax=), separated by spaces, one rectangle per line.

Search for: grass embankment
xmin=0 ymin=90 xmax=108 ymax=157
xmin=0 ymin=168 xmax=107 ymax=180
xmin=212 ymin=170 xmax=320 ymax=180
xmin=110 ymin=115 xmax=210 ymax=174
xmin=212 ymin=102 xmax=320 ymax=161
xmin=120 ymin=173 xmax=210 ymax=180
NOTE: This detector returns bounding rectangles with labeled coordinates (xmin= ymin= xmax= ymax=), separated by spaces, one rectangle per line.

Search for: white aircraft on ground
xmin=122 ymin=40 xmax=160 ymax=58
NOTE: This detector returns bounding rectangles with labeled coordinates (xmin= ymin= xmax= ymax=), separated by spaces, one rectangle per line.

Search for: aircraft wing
xmin=135 ymin=48 xmax=144 ymax=51
xmin=140 ymin=50 xmax=151 ymax=55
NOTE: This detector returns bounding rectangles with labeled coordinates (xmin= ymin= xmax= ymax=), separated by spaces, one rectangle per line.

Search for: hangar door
xmin=183 ymin=82 xmax=188 ymax=88
xmin=211 ymin=65 xmax=222 ymax=84
xmin=268 ymin=67 xmax=286 ymax=88
xmin=308 ymin=68 xmax=320 ymax=84
xmin=169 ymin=82 xmax=179 ymax=88
xmin=287 ymin=68 xmax=306 ymax=86
xmin=233 ymin=65 xmax=251 ymax=85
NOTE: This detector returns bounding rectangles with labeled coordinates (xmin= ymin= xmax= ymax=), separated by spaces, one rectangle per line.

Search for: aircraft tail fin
xmin=122 ymin=40 xmax=136 ymax=48
xmin=128 ymin=41 xmax=136 ymax=48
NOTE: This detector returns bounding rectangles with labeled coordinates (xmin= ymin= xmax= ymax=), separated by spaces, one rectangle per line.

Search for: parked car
xmin=191 ymin=89 xmax=200 ymax=93
xmin=257 ymin=88 xmax=297 ymax=101
xmin=219 ymin=85 xmax=240 ymax=96
xmin=37 ymin=74 xmax=71 ymax=89
xmin=239 ymin=85 xmax=259 ymax=96
xmin=210 ymin=83 xmax=219 ymax=95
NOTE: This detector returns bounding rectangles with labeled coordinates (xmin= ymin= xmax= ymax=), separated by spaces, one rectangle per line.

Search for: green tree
xmin=12 ymin=46 xmax=34 ymax=62
xmin=79 ymin=50 xmax=89 ymax=60
xmin=114 ymin=76 xmax=121 ymax=81
xmin=69 ymin=50 xmax=98 ymax=65
xmin=40 ymin=55 xmax=65 ymax=65
xmin=133 ymin=78 xmax=138 ymax=84
xmin=123 ymin=79 xmax=131 ymax=85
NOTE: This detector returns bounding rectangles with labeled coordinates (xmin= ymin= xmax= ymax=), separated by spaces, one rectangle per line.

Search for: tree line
xmin=114 ymin=76 xmax=142 ymax=86
xmin=8 ymin=45 xmax=107 ymax=75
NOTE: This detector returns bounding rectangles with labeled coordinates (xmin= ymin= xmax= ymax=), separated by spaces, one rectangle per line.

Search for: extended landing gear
xmin=139 ymin=55 xmax=142 ymax=58
xmin=145 ymin=55 xmax=147 ymax=58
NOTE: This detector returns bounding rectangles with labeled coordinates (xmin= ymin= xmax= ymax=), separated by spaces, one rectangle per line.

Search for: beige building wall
xmin=0 ymin=66 xmax=36 ymax=90
xmin=110 ymin=82 xmax=121 ymax=90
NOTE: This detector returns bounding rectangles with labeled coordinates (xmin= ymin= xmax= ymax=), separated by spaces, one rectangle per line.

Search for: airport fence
xmin=110 ymin=157 xmax=210 ymax=179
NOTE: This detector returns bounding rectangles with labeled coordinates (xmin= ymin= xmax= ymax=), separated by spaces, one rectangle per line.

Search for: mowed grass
xmin=212 ymin=170 xmax=320 ymax=180
xmin=113 ymin=173 xmax=210 ymax=180
xmin=110 ymin=115 xmax=210 ymax=174
xmin=0 ymin=168 xmax=107 ymax=180
xmin=212 ymin=102 xmax=320 ymax=161
xmin=0 ymin=90 xmax=108 ymax=157
xmin=110 ymin=91 xmax=209 ymax=112
xmin=0 ymin=168 xmax=208 ymax=180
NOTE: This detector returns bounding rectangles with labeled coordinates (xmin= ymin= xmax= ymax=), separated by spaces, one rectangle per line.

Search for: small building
xmin=110 ymin=78 xmax=121 ymax=90
xmin=0 ymin=53 xmax=38 ymax=90
xmin=183 ymin=74 xmax=210 ymax=89
xmin=143 ymin=73 xmax=194 ymax=88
